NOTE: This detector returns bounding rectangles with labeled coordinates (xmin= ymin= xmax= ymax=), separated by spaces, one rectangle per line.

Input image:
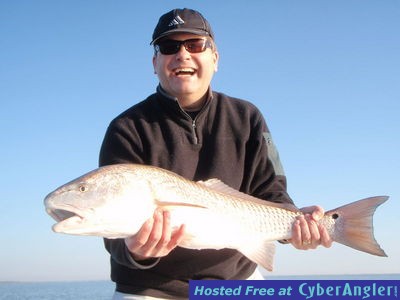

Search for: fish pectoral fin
xmin=154 ymin=199 xmax=207 ymax=209
xmin=239 ymin=240 xmax=276 ymax=272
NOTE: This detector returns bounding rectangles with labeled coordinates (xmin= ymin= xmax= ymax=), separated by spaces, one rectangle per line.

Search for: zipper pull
xmin=192 ymin=120 xmax=198 ymax=144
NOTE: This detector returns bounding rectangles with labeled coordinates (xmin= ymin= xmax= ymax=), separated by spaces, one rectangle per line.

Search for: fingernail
xmin=155 ymin=209 xmax=162 ymax=218
xmin=313 ymin=212 xmax=323 ymax=220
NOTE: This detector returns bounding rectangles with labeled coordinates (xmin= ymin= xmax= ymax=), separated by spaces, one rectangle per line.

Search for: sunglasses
xmin=155 ymin=38 xmax=213 ymax=55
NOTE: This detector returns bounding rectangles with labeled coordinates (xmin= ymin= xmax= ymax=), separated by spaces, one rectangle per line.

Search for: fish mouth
xmin=45 ymin=205 xmax=85 ymax=232
xmin=47 ymin=207 xmax=82 ymax=223
xmin=44 ymin=192 xmax=83 ymax=223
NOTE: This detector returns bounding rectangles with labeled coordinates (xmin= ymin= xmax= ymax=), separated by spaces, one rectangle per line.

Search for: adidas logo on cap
xmin=168 ymin=15 xmax=185 ymax=27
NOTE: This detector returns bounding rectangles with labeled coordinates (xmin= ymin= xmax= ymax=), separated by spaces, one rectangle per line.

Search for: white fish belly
xmin=167 ymin=206 xmax=242 ymax=250
xmin=166 ymin=202 xmax=299 ymax=251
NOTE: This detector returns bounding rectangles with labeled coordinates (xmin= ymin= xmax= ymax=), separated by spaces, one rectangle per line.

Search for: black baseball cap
xmin=151 ymin=8 xmax=214 ymax=45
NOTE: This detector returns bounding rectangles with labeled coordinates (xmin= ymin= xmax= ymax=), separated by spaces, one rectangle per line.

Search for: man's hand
xmin=290 ymin=205 xmax=332 ymax=250
xmin=124 ymin=209 xmax=186 ymax=261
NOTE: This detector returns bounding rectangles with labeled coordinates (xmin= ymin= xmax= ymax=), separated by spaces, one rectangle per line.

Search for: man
xmin=99 ymin=8 xmax=331 ymax=300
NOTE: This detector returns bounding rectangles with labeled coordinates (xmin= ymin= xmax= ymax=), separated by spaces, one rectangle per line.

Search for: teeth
xmin=175 ymin=68 xmax=195 ymax=75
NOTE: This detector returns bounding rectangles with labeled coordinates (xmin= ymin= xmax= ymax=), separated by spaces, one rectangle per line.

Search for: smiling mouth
xmin=173 ymin=68 xmax=196 ymax=76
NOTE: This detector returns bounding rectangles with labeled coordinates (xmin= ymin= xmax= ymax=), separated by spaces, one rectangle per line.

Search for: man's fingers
xmin=299 ymin=215 xmax=312 ymax=246
xmin=125 ymin=217 xmax=154 ymax=250
xmin=148 ymin=209 xmax=164 ymax=244
xmin=125 ymin=209 xmax=184 ymax=260
xmin=140 ymin=209 xmax=167 ymax=256
xmin=319 ymin=223 xmax=333 ymax=248
xmin=290 ymin=219 xmax=302 ymax=249
xmin=291 ymin=209 xmax=332 ymax=250
xmin=300 ymin=205 xmax=324 ymax=220
xmin=311 ymin=206 xmax=324 ymax=221
xmin=167 ymin=224 xmax=186 ymax=252
xmin=158 ymin=210 xmax=172 ymax=247
xmin=125 ymin=209 xmax=163 ymax=257
xmin=307 ymin=216 xmax=320 ymax=249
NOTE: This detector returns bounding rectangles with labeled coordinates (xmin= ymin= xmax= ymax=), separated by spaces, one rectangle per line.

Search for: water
xmin=0 ymin=281 xmax=114 ymax=300
xmin=1 ymin=275 xmax=399 ymax=299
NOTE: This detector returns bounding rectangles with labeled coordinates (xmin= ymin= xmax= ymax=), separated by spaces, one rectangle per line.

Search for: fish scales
xmin=152 ymin=168 xmax=298 ymax=240
xmin=140 ymin=164 xmax=299 ymax=237
xmin=44 ymin=163 xmax=388 ymax=271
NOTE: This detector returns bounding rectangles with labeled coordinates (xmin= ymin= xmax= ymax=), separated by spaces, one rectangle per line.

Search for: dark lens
xmin=184 ymin=39 xmax=207 ymax=53
xmin=156 ymin=39 xmax=211 ymax=55
xmin=157 ymin=40 xmax=181 ymax=55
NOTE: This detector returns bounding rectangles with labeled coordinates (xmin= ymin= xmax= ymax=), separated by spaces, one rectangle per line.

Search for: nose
xmin=175 ymin=44 xmax=191 ymax=60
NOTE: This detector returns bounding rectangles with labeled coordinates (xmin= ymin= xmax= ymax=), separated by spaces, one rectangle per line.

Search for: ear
xmin=152 ymin=55 xmax=157 ymax=74
xmin=213 ymin=50 xmax=219 ymax=72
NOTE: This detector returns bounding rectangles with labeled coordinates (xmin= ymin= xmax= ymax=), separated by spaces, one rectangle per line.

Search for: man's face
xmin=152 ymin=33 xmax=219 ymax=106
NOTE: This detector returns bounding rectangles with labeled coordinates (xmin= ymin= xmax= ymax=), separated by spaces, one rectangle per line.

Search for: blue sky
xmin=0 ymin=1 xmax=399 ymax=281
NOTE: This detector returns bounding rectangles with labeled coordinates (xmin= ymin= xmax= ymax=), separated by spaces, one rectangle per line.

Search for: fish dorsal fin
xmin=197 ymin=179 xmax=298 ymax=212
xmin=197 ymin=179 xmax=240 ymax=196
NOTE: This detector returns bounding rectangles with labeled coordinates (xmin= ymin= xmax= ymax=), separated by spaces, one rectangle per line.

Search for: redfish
xmin=44 ymin=164 xmax=388 ymax=271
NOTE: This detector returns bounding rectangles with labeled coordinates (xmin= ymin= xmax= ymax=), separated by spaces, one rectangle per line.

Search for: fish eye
xmin=79 ymin=185 xmax=87 ymax=192
xmin=332 ymin=213 xmax=339 ymax=219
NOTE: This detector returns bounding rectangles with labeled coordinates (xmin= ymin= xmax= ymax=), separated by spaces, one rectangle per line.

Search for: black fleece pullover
xmin=99 ymin=86 xmax=293 ymax=299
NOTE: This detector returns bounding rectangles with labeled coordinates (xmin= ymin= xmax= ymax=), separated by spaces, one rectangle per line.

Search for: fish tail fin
xmin=239 ymin=240 xmax=276 ymax=272
xmin=328 ymin=196 xmax=388 ymax=257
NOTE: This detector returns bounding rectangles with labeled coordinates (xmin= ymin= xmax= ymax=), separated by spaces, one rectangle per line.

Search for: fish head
xmin=44 ymin=165 xmax=155 ymax=238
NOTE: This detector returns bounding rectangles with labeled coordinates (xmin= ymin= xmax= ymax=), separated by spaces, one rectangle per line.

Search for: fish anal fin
xmin=197 ymin=179 xmax=298 ymax=212
xmin=329 ymin=196 xmax=388 ymax=257
xmin=239 ymin=240 xmax=276 ymax=272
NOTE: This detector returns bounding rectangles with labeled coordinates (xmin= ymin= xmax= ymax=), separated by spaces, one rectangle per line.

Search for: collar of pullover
xmin=156 ymin=85 xmax=213 ymax=118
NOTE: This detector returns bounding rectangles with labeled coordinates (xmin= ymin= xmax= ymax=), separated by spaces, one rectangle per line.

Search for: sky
xmin=0 ymin=0 xmax=399 ymax=282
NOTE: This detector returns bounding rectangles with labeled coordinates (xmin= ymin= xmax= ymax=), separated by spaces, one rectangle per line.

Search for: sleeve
xmin=241 ymin=112 xmax=294 ymax=205
xmin=99 ymin=120 xmax=159 ymax=269
xmin=99 ymin=119 xmax=144 ymax=166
